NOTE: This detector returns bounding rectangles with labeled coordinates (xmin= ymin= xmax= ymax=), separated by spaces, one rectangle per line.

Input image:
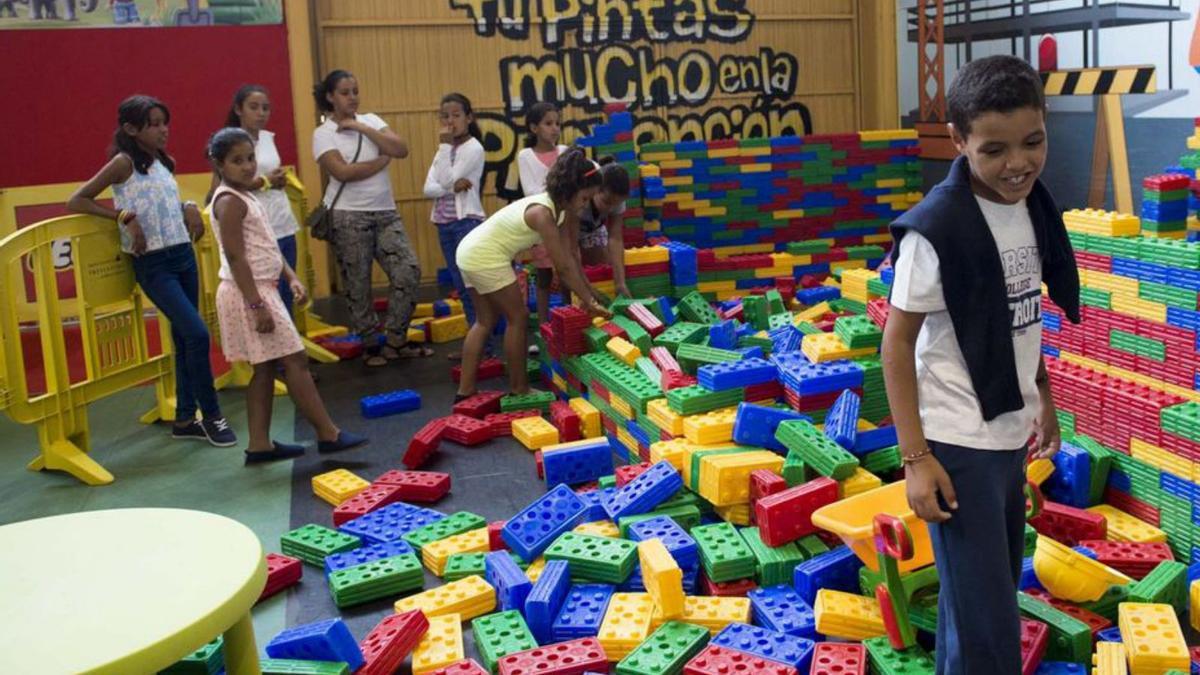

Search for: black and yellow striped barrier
xmin=1041 ymin=66 xmax=1156 ymax=97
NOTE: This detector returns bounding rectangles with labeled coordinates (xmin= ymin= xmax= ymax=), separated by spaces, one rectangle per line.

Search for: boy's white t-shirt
xmin=311 ymin=113 xmax=394 ymax=211
xmin=889 ymin=196 xmax=1043 ymax=450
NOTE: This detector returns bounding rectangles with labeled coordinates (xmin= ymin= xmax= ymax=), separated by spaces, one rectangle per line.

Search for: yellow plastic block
xmin=658 ymin=159 xmax=690 ymax=169
xmin=708 ymin=147 xmax=740 ymax=159
xmin=512 ymin=416 xmax=559 ymax=451
xmin=863 ymin=233 xmax=892 ymax=245
xmin=1087 ymin=505 xmax=1168 ymax=543
xmin=875 ymin=178 xmax=905 ymax=189
xmin=311 ymin=469 xmax=369 ymax=506
xmin=1091 ymin=641 xmax=1127 ymax=675
xmin=859 ymin=129 xmax=918 ymax=142
xmin=1118 ymin=603 xmax=1190 ymax=673
xmin=615 ymin=428 xmax=640 ymax=455
xmin=598 ymin=592 xmax=655 ymax=661
xmin=411 ymin=613 xmax=464 ymax=675
xmin=839 ymin=467 xmax=883 ymax=499
xmin=796 ymin=301 xmax=831 ymax=322
xmin=394 ymin=575 xmax=495 ymax=620
xmin=444 ymin=298 xmax=464 ymax=316
xmin=1033 ymin=535 xmax=1131 ymax=602
xmin=638 ymin=539 xmax=684 ymax=619
xmin=642 ymin=152 xmax=676 ymax=163
xmin=683 ymin=406 xmax=739 ymax=445
xmin=606 ymin=336 xmax=642 ymax=367
xmin=652 ymin=595 xmax=751 ymax=633
xmin=1190 ymin=579 xmax=1200 ymax=633
xmin=698 ymin=450 xmax=784 ymax=506
xmin=1130 ymin=439 xmax=1194 ymax=482
xmin=649 ymin=438 xmax=692 ymax=470
xmin=813 ymin=589 xmax=887 ymax=640
xmin=525 ymin=556 xmax=547 ymax=583
xmin=663 ymin=176 xmax=692 ymax=187
xmin=698 ymin=280 xmax=736 ymax=293
xmin=646 ymin=398 xmax=686 ymax=436
xmin=774 ymin=209 xmax=806 ymax=219
xmin=575 ymin=520 xmax=621 ymax=538
xmin=430 ymin=314 xmax=469 ymax=343
xmin=610 ymin=393 xmax=635 ymax=420
xmin=830 ymin=260 xmax=868 ymax=273
xmin=741 ymin=146 xmax=773 ymax=157
xmin=1026 ymin=458 xmax=1056 ymax=486
xmin=407 ymin=327 xmax=427 ymax=343
xmin=413 ymin=302 xmax=435 ymax=318
xmin=1110 ymin=293 xmax=1167 ymax=323
xmin=1083 ymin=270 xmax=1139 ymax=297
xmin=570 ymin=397 xmax=602 ymax=438
xmin=713 ymin=502 xmax=751 ymax=526
xmin=623 ymin=246 xmax=670 ymax=265
xmin=422 ymin=527 xmax=490 ymax=576
xmin=840 ymin=269 xmax=879 ymax=303
xmin=1063 ymin=208 xmax=1141 ymax=237
xmin=802 ymin=332 xmax=876 ymax=363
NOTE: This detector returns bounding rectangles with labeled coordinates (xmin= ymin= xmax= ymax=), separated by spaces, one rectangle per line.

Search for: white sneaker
xmin=528 ymin=344 xmax=540 ymax=356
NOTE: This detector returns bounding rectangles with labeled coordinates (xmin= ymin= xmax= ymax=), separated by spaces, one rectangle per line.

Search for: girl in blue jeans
xmin=422 ymin=92 xmax=486 ymax=360
xmin=68 ymin=95 xmax=236 ymax=447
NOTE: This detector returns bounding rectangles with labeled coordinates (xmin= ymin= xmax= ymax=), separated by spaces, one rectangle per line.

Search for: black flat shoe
xmin=244 ymin=441 xmax=306 ymax=465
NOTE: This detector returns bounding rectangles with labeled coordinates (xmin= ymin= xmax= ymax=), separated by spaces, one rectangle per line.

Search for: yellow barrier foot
xmin=301 ymin=337 xmax=339 ymax=364
xmin=140 ymin=394 xmax=177 ymax=424
xmin=27 ymin=441 xmax=114 ymax=486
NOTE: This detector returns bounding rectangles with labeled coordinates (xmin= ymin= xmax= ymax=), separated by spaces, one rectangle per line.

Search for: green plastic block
xmin=764 ymin=289 xmax=786 ymax=314
xmin=280 ymin=524 xmax=360 ymax=567
xmin=544 ymin=531 xmax=638 ymax=584
xmin=741 ymin=526 xmax=806 ymax=586
xmin=863 ymin=636 xmax=935 ymax=674
xmin=1161 ymin=402 xmax=1200 ymax=443
xmin=1024 ymin=524 xmax=1038 ymax=558
xmin=1128 ymin=560 xmax=1188 ymax=612
xmin=1017 ymin=592 xmax=1092 ymax=663
xmin=403 ymin=511 xmax=487 ymax=551
xmin=160 ymin=637 xmax=223 ymax=674
xmin=796 ymin=534 xmax=830 ymax=560
xmin=742 ymin=295 xmax=771 ymax=330
xmin=781 ymin=449 xmax=807 ymax=487
xmin=862 ymin=446 xmax=900 ymax=475
xmin=907 ymin=592 xmax=938 ymax=634
xmin=328 ymin=553 xmax=424 ymax=608
xmin=1080 ymin=286 xmax=1112 ymax=309
xmin=636 ymin=356 xmax=662 ymax=384
xmin=259 ymin=660 xmax=351 ymax=675
xmin=612 ymin=315 xmax=654 ymax=354
xmin=692 ymin=522 xmax=756 ymax=582
xmin=739 ymin=333 xmax=775 ymax=352
xmin=787 ymin=240 xmax=832 ymax=254
xmin=472 ymin=610 xmax=538 ymax=672
xmin=501 ymin=390 xmax=556 ymax=413
xmin=616 ymin=621 xmax=709 ymax=675
xmin=443 ymin=551 xmax=488 ymax=581
xmin=676 ymin=343 xmax=745 ymax=372
xmin=795 ymin=321 xmax=823 ymax=336
xmin=775 ymin=420 xmax=859 ymax=480
xmin=677 ymin=291 xmax=721 ymax=324
xmin=587 ymin=325 xmax=614 ymax=352
xmin=834 ymin=314 xmax=883 ymax=350
xmin=666 ymin=384 xmax=744 ymax=415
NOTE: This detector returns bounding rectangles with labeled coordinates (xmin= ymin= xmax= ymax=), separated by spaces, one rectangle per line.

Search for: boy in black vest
xmin=881 ymin=55 xmax=1080 ymax=674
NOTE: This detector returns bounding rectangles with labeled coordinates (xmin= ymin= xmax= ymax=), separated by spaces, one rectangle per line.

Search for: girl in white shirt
xmin=516 ymin=102 xmax=568 ymax=333
xmin=423 ymin=92 xmax=486 ymax=359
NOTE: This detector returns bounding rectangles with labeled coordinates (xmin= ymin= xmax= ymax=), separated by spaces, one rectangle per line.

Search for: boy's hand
xmin=906 ymin=455 xmax=957 ymax=523
xmin=1031 ymin=400 xmax=1062 ymax=460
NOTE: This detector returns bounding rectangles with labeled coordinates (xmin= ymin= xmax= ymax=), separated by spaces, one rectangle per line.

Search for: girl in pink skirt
xmin=208 ymin=127 xmax=366 ymax=464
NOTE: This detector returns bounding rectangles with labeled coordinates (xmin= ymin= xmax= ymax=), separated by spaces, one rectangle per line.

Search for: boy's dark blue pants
xmin=928 ymin=441 xmax=1028 ymax=675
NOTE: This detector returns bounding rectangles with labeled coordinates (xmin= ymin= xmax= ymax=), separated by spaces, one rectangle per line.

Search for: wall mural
xmin=448 ymin=0 xmax=813 ymax=198
xmin=0 ymin=0 xmax=281 ymax=28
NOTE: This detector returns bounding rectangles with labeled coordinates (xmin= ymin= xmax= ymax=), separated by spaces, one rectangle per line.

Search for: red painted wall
xmin=0 ymin=21 xmax=295 ymax=188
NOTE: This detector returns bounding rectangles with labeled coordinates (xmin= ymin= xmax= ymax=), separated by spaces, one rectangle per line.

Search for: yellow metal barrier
xmin=0 ymin=215 xmax=175 ymax=485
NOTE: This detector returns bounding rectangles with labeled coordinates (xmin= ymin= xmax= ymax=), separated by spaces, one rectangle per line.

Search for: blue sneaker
xmin=171 ymin=419 xmax=206 ymax=442
xmin=200 ymin=417 xmax=238 ymax=448
xmin=318 ymin=430 xmax=368 ymax=454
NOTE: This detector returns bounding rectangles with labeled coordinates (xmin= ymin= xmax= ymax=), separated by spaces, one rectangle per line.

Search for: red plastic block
xmin=600 ymin=322 xmax=627 ymax=339
xmin=428 ymin=659 xmax=489 ymax=675
xmin=259 ymin=553 xmax=302 ymax=602
xmin=453 ymin=390 xmax=505 ymax=418
xmin=442 ymin=414 xmax=496 ymax=446
xmin=627 ymin=303 xmax=665 ymax=337
xmin=810 ymin=642 xmax=866 ymax=675
xmin=535 ymin=450 xmax=544 ymax=479
xmin=1019 ymin=618 xmax=1049 ymax=675
xmin=358 ymin=609 xmax=430 ymax=675
xmin=1024 ymin=589 xmax=1112 ymax=636
xmin=866 ymin=298 xmax=889 ymax=328
xmin=483 ymin=410 xmax=540 ymax=436
xmin=488 ymin=521 xmax=508 ymax=551
xmin=700 ymin=574 xmax=757 ymax=597
xmin=497 ymin=636 xmax=608 ymax=675
xmin=750 ymin=469 xmax=788 ymax=517
xmin=744 ymin=381 xmax=783 ymax=402
xmin=662 ymin=370 xmax=698 ymax=391
xmin=1102 ymin=487 xmax=1161 ymax=526
xmin=452 ymin=357 xmax=505 ymax=383
xmin=684 ymin=644 xmax=798 ymax=675
xmin=1076 ymin=540 xmax=1173 ymax=579
xmin=755 ymin=477 xmax=840 ymax=547
xmin=403 ymin=417 xmax=448 ymax=469
xmin=316 ymin=337 xmax=364 ymax=360
xmin=1028 ymin=500 xmax=1106 ymax=547
xmin=649 ymin=346 xmax=682 ymax=374
xmin=1143 ymin=173 xmax=1191 ymax=191
xmin=615 ymin=462 xmax=652 ymax=487
xmin=1190 ymin=646 xmax=1200 ymax=670
xmin=550 ymin=400 xmax=582 ymax=442
xmin=375 ymin=470 xmax=451 ymax=503
xmin=332 ymin=483 xmax=404 ymax=526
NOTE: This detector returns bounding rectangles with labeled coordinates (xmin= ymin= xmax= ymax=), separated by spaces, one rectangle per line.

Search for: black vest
xmin=889 ymin=155 xmax=1081 ymax=421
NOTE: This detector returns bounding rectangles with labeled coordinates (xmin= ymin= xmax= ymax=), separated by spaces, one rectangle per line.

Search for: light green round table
xmin=0 ymin=508 xmax=267 ymax=674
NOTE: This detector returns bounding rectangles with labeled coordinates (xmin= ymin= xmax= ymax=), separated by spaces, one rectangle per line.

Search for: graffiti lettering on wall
xmin=0 ymin=0 xmax=282 ymax=29
xmin=448 ymin=0 xmax=811 ymax=197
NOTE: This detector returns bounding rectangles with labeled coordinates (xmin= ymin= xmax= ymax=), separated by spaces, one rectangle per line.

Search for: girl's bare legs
xmin=280 ymin=350 xmax=340 ymax=442
xmin=490 ymin=282 xmax=531 ymax=394
xmin=535 ymin=267 xmax=553 ymax=325
xmin=456 ymin=287 xmax=497 ymax=398
xmin=246 ymin=361 xmax=277 ymax=451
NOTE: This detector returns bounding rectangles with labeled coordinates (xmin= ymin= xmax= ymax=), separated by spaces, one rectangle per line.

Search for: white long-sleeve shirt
xmin=423 ymin=137 xmax=486 ymax=221
xmin=516 ymin=145 xmax=568 ymax=196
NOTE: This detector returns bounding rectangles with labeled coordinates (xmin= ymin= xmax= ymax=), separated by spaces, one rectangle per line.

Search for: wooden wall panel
xmin=310 ymin=1 xmax=896 ymax=285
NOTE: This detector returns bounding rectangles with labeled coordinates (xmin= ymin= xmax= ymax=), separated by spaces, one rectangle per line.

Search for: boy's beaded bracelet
xmin=901 ymin=447 xmax=932 ymax=465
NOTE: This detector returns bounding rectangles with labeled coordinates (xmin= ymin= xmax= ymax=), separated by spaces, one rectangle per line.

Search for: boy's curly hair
xmin=948 ymin=55 xmax=1045 ymax=137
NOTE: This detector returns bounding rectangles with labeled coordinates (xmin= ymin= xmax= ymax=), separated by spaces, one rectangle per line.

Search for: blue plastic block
xmin=360 ymin=389 xmax=421 ymax=418
xmin=432 ymin=300 xmax=451 ymax=317
xmin=264 ymin=618 xmax=364 ymax=670
xmin=748 ymin=584 xmax=817 ymax=639
xmin=525 ymin=560 xmax=571 ymax=644
xmin=823 ymin=389 xmax=861 ymax=450
xmin=1034 ymin=662 xmax=1086 ymax=674
xmin=1043 ymin=311 xmax=1063 ymax=332
xmin=602 ymin=461 xmax=683 ymax=520
xmin=709 ymin=321 xmax=738 ymax=349
xmin=880 ymin=268 xmax=894 ymax=284
xmin=711 ymin=622 xmax=815 ymax=672
xmin=1187 ymin=562 xmax=1200 ymax=585
xmin=795 ymin=286 xmax=841 ymax=305
xmin=618 ymin=562 xmax=646 ymax=592
xmin=577 ymin=487 xmax=616 ymax=522
xmin=543 ymin=439 xmax=614 ymax=487
xmin=657 ymin=297 xmax=677 ymax=324
xmin=486 ymin=550 xmax=533 ymax=612
xmin=627 ymin=515 xmax=699 ymax=568
xmin=733 ymin=402 xmax=808 ymax=453
xmin=502 ymin=484 xmax=589 ymax=560
xmin=436 ymin=268 xmax=453 ymax=287
xmin=552 ymin=584 xmax=615 ymax=642
xmin=772 ymin=356 xmax=863 ymax=395
xmin=323 ymin=540 xmax=415 ymax=576
xmin=698 ymin=357 xmax=777 ymax=391
xmin=338 ymin=502 xmax=445 ymax=546
xmin=851 ymin=426 xmax=897 ymax=456
xmin=769 ymin=324 xmax=803 ymax=354
xmin=1044 ymin=443 xmax=1091 ymax=508
xmin=1019 ymin=557 xmax=1044 ymax=591
xmin=792 ymin=546 xmax=863 ymax=605
xmin=1095 ymin=626 xmax=1122 ymax=643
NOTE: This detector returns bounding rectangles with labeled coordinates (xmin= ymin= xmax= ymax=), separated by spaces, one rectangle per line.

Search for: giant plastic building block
xmin=598 ymin=592 xmax=656 ymax=661
xmin=775 ymin=420 xmax=859 ymax=480
xmin=374 ymin=470 xmax=452 ymax=503
xmin=809 ymin=642 xmax=866 ymax=675
xmin=616 ymin=621 xmax=709 ymax=675
xmin=265 ymin=618 xmax=365 ymax=671
xmin=627 ymin=515 xmax=698 ymax=568
xmin=813 ymin=589 xmax=886 ymax=640
xmin=542 ymin=438 xmax=614 ymax=487
xmin=360 ymin=389 xmax=421 ymax=418
xmin=324 ymin=540 xmax=415 ymax=576
xmin=638 ymin=538 xmax=684 ymax=619
xmin=732 ymin=403 xmax=807 ymax=452
xmin=823 ymin=389 xmax=861 ymax=450
xmin=356 ymin=610 xmax=429 ymax=675
xmin=486 ymin=550 xmax=534 ymax=612
xmin=312 ymin=469 xmax=370 ymax=506
xmin=328 ymin=553 xmax=424 ymax=608
xmin=393 ymin=575 xmax=497 ymax=621
xmin=452 ymin=390 xmax=504 ymax=418
xmin=513 ymin=416 xmax=560 ymax=450
xmin=692 ymin=522 xmax=756 ymax=583
xmin=1118 ymin=602 xmax=1189 ymax=673
xmin=502 ymin=484 xmax=589 ymax=560
xmin=497 ymin=637 xmax=608 ymax=675
xmin=332 ymin=484 xmax=405 ymax=526
xmin=749 ymin=584 xmax=817 ymax=639
xmin=280 ymin=524 xmax=361 ymax=566
xmin=711 ymin=622 xmax=814 ymax=672
xmin=697 ymin=357 xmax=776 ymax=391
xmin=545 ymin=532 xmax=638 ymax=584
xmin=524 ymin=559 xmax=571 ymax=644
xmin=404 ymin=418 xmax=448 ymax=469
xmin=683 ymin=644 xmax=798 ymax=675
xmin=755 ymin=477 xmax=840 ymax=546
xmin=553 ymin=584 xmax=616 ymax=642
xmin=793 ymin=546 xmax=865 ymax=605
xmin=412 ymin=614 xmax=465 ymax=675
xmin=339 ymin=502 xmax=445 ymax=546
xmin=442 ymin=414 xmax=496 ymax=446
xmin=260 ymin=553 xmax=303 ymax=602
xmin=471 ymin=610 xmax=538 ymax=672
xmin=603 ymin=461 xmax=683 ymax=520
